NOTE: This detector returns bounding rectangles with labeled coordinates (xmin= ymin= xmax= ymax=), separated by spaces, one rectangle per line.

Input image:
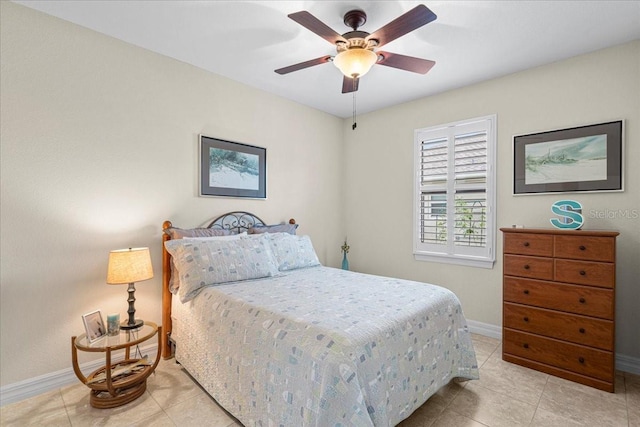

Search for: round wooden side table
xmin=71 ymin=321 xmax=162 ymax=408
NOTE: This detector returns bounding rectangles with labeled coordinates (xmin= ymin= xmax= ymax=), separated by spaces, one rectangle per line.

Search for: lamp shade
xmin=106 ymin=247 xmax=153 ymax=285
xmin=333 ymin=48 xmax=378 ymax=78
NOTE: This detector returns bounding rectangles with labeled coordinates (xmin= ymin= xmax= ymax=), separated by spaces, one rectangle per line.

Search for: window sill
xmin=414 ymin=252 xmax=495 ymax=269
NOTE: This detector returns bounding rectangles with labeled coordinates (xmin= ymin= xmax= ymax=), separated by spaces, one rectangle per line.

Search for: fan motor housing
xmin=343 ymin=9 xmax=367 ymax=30
xmin=342 ymin=30 xmax=369 ymax=40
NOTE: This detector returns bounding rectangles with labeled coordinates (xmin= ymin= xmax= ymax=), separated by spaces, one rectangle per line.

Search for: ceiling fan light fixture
xmin=333 ymin=48 xmax=377 ymax=78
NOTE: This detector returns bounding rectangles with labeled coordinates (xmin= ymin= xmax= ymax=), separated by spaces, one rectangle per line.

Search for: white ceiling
xmin=14 ymin=1 xmax=640 ymax=118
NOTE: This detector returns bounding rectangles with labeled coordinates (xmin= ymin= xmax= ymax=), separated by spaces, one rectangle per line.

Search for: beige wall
xmin=343 ymin=41 xmax=640 ymax=361
xmin=0 ymin=2 xmax=344 ymax=386
xmin=2 ymin=1 xmax=639 ymax=390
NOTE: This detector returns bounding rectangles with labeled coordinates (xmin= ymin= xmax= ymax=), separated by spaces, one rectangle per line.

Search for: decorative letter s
xmin=550 ymin=200 xmax=584 ymax=230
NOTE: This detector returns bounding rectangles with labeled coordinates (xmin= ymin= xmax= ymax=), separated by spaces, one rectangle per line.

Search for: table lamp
xmin=106 ymin=247 xmax=153 ymax=330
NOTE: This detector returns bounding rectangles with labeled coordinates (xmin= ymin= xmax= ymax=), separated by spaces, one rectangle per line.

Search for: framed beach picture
xmin=200 ymin=135 xmax=266 ymax=199
xmin=82 ymin=310 xmax=107 ymax=343
xmin=513 ymin=121 xmax=623 ymax=195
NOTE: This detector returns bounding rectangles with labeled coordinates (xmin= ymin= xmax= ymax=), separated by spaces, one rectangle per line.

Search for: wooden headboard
xmin=161 ymin=211 xmax=296 ymax=358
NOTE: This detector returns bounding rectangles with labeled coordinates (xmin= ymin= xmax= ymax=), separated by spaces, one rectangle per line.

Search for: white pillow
xmin=266 ymin=233 xmax=320 ymax=271
xmin=184 ymin=232 xmax=247 ymax=241
xmin=169 ymin=233 xmax=248 ymax=292
xmin=165 ymin=234 xmax=279 ymax=303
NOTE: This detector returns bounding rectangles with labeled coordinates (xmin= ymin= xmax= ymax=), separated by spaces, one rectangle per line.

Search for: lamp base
xmin=119 ymin=319 xmax=144 ymax=330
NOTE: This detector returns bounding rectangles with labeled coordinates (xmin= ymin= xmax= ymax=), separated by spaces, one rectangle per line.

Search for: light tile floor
xmin=1 ymin=334 xmax=638 ymax=426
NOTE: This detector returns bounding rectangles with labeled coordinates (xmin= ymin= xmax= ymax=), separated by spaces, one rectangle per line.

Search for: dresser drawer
xmin=503 ymin=277 xmax=614 ymax=319
xmin=555 ymin=235 xmax=615 ymax=262
xmin=555 ymin=259 xmax=615 ymax=288
xmin=504 ymin=255 xmax=553 ymax=280
xmin=503 ymin=329 xmax=613 ymax=381
xmin=504 ymin=303 xmax=613 ymax=350
xmin=504 ymin=233 xmax=553 ymax=257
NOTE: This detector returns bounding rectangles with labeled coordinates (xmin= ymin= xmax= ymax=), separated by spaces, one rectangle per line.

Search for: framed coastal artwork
xmin=200 ymin=135 xmax=266 ymax=199
xmin=513 ymin=121 xmax=623 ymax=195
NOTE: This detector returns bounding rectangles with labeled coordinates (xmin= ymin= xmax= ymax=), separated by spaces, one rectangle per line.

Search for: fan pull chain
xmin=352 ymin=90 xmax=357 ymax=130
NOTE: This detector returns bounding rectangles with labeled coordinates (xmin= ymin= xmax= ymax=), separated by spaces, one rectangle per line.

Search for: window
xmin=426 ymin=194 xmax=446 ymax=218
xmin=413 ymin=115 xmax=496 ymax=268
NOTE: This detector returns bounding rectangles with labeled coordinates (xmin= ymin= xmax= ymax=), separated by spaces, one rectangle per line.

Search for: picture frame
xmin=200 ymin=135 xmax=266 ymax=199
xmin=513 ymin=120 xmax=623 ymax=195
xmin=82 ymin=310 xmax=107 ymax=343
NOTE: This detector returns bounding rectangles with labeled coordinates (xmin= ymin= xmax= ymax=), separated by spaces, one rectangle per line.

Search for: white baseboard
xmin=467 ymin=319 xmax=502 ymax=340
xmin=466 ymin=319 xmax=640 ymax=376
xmin=0 ymin=343 xmax=158 ymax=407
xmin=616 ymin=352 xmax=640 ymax=375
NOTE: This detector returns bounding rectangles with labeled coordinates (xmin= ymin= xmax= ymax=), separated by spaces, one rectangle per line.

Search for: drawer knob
xmin=523 ymin=317 xmax=529 ymax=322
xmin=524 ymin=264 xmax=530 ymax=270
xmin=579 ymin=328 xmax=586 ymax=334
xmin=524 ymin=290 xmax=530 ymax=295
xmin=579 ymin=245 xmax=586 ymax=251
xmin=579 ymin=297 xmax=586 ymax=304
xmin=523 ymin=343 xmax=529 ymax=349
xmin=580 ymin=270 xmax=586 ymax=276
xmin=579 ymin=357 xmax=585 ymax=364
xmin=524 ymin=242 xmax=530 ymax=247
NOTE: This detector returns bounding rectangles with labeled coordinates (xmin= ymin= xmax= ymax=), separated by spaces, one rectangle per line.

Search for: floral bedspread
xmin=173 ymin=266 xmax=478 ymax=426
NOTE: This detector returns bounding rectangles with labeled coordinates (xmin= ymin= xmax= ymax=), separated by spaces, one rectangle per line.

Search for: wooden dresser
xmin=500 ymin=227 xmax=618 ymax=392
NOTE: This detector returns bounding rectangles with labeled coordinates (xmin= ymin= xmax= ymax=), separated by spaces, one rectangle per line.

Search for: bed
xmin=161 ymin=212 xmax=478 ymax=427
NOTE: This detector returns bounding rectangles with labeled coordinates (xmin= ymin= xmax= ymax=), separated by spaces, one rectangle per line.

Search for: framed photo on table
xmin=513 ymin=120 xmax=623 ymax=195
xmin=200 ymin=135 xmax=266 ymax=199
xmin=82 ymin=310 xmax=106 ymax=343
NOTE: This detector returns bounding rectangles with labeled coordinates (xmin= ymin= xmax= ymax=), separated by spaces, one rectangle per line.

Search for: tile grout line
xmin=58 ymin=386 xmax=77 ymax=427
xmin=466 ymin=340 xmax=547 ymax=410
xmin=622 ymin=375 xmax=633 ymax=427
xmin=145 ymin=388 xmax=177 ymax=427
xmin=450 ymin=339 xmax=497 ymax=425
xmin=529 ymin=370 xmax=550 ymax=426
xmin=59 ymin=388 xmax=73 ymax=427
xmin=431 ymin=339 xmax=500 ymax=427
xmin=476 ymin=341 xmax=500 ymax=370
xmin=145 ymin=369 xmax=182 ymax=426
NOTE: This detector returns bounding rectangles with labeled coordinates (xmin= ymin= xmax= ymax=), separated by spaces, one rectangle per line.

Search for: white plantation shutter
xmin=420 ymin=137 xmax=448 ymax=184
xmin=454 ymin=130 xmax=487 ymax=249
xmin=418 ymin=136 xmax=448 ymax=245
xmin=414 ymin=115 xmax=496 ymax=268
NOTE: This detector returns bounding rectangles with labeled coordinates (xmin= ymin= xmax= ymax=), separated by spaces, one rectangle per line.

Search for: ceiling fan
xmin=275 ymin=4 xmax=437 ymax=94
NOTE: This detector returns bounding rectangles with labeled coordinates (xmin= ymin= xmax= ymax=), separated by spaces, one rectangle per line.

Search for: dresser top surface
xmin=500 ymin=228 xmax=619 ymax=237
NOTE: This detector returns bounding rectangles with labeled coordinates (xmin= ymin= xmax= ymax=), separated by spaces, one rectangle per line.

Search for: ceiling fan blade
xmin=288 ymin=11 xmax=347 ymax=45
xmin=377 ymin=51 xmax=435 ymax=74
xmin=275 ymin=55 xmax=332 ymax=75
xmin=342 ymin=76 xmax=359 ymax=93
xmin=367 ymin=5 xmax=437 ymax=48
